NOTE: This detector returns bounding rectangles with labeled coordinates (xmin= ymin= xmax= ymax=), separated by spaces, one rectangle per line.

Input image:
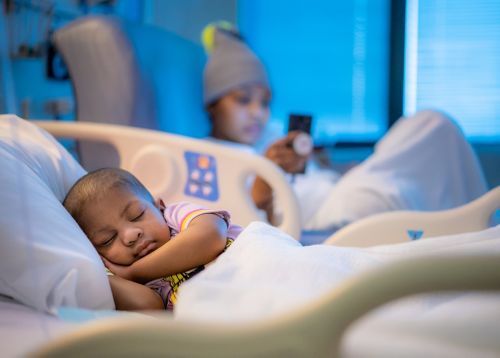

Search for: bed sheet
xmin=0 ymin=298 xmax=79 ymax=357
xmin=1 ymin=224 xmax=499 ymax=357
xmin=175 ymin=222 xmax=500 ymax=356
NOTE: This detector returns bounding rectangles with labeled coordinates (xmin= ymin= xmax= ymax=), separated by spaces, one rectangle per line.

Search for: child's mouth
xmin=136 ymin=241 xmax=156 ymax=258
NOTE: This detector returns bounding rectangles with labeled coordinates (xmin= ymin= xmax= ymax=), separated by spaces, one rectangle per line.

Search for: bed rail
xmin=325 ymin=185 xmax=500 ymax=247
xmin=33 ymin=253 xmax=500 ymax=357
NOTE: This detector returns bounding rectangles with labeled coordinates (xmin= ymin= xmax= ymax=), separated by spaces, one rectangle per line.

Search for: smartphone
xmin=287 ymin=113 xmax=313 ymax=174
xmin=288 ymin=113 xmax=312 ymax=134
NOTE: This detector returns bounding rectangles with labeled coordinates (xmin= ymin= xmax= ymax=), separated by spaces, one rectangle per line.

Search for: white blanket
xmin=302 ymin=110 xmax=488 ymax=230
xmin=175 ymin=222 xmax=500 ymax=356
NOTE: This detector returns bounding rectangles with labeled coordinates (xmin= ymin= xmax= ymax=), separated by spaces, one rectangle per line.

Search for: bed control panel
xmin=184 ymin=151 xmax=220 ymax=201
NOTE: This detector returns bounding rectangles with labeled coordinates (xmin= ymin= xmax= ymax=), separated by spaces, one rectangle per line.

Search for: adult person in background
xmin=201 ymin=22 xmax=487 ymax=237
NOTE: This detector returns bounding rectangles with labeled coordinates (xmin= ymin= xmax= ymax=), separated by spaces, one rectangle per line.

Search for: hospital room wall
xmin=142 ymin=0 xmax=237 ymax=45
xmin=3 ymin=0 xmax=500 ymax=188
xmin=3 ymin=0 xmax=235 ymax=121
xmin=2 ymin=0 xmax=74 ymax=120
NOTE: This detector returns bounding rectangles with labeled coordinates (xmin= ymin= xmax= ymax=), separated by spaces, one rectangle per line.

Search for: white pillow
xmin=0 ymin=115 xmax=114 ymax=314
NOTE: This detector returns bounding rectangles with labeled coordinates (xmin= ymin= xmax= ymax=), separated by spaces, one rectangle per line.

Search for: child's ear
xmin=154 ymin=198 xmax=166 ymax=211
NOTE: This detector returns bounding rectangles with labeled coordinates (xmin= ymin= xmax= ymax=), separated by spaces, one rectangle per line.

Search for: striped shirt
xmin=146 ymin=201 xmax=242 ymax=310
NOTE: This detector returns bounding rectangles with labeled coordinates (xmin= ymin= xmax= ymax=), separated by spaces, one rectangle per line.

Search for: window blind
xmin=404 ymin=0 xmax=500 ymax=142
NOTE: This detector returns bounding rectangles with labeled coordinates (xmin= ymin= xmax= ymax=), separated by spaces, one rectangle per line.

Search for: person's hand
xmin=102 ymin=256 xmax=136 ymax=281
xmin=264 ymin=131 xmax=310 ymax=173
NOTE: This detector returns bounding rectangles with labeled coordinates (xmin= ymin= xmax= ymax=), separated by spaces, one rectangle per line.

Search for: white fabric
xmin=175 ymin=222 xmax=500 ymax=356
xmin=307 ymin=110 xmax=488 ymax=230
xmin=175 ymin=222 xmax=500 ymax=322
xmin=0 ymin=115 xmax=114 ymax=314
xmin=210 ymin=110 xmax=487 ymax=231
xmin=0 ymin=298 xmax=81 ymax=357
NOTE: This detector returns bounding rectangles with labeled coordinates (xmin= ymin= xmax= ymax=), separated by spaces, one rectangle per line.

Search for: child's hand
xmin=102 ymin=256 xmax=135 ymax=281
xmin=264 ymin=131 xmax=309 ymax=173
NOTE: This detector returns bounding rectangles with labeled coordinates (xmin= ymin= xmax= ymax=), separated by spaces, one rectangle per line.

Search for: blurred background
xmin=1 ymin=0 xmax=499 ymax=187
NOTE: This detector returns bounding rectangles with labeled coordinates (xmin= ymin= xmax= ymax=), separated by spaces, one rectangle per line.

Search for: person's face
xmin=80 ymin=186 xmax=171 ymax=266
xmin=209 ymin=85 xmax=271 ymax=145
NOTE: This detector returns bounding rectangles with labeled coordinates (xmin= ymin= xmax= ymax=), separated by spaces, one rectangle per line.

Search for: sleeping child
xmin=63 ymin=167 xmax=243 ymax=311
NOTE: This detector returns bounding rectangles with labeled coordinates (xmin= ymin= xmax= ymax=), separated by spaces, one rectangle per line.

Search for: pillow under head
xmin=0 ymin=115 xmax=114 ymax=313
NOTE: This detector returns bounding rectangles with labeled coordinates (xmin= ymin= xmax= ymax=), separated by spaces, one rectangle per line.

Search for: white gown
xmin=208 ymin=110 xmax=488 ymax=232
xmin=305 ymin=110 xmax=487 ymax=230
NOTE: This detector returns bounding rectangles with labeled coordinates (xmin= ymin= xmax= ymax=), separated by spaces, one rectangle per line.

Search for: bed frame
xmin=326 ymin=185 xmax=500 ymax=246
xmin=30 ymin=121 xmax=500 ymax=357
xmin=33 ymin=254 xmax=500 ymax=357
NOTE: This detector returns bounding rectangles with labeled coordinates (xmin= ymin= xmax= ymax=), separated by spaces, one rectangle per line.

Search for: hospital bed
xmin=1 ymin=115 xmax=499 ymax=357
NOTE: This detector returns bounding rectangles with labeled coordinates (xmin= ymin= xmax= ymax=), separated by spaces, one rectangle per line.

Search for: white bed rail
xmin=324 ymin=185 xmax=500 ymax=247
xmin=34 ymin=120 xmax=301 ymax=240
xmin=34 ymin=253 xmax=500 ymax=357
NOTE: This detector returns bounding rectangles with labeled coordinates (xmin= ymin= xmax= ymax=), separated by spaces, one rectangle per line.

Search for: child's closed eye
xmin=131 ymin=210 xmax=145 ymax=221
xmin=99 ymin=233 xmax=117 ymax=247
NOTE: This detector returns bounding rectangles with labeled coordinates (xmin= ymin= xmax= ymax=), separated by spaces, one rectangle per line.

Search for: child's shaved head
xmin=63 ymin=168 xmax=154 ymax=231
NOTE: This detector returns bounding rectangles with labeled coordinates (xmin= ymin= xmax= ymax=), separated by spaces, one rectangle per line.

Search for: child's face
xmin=209 ymin=85 xmax=271 ymax=145
xmin=80 ymin=186 xmax=171 ymax=266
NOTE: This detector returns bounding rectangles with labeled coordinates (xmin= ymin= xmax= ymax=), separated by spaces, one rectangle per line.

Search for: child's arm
xmin=104 ymin=213 xmax=228 ymax=284
xmin=253 ymin=131 xmax=309 ymax=222
xmin=251 ymin=176 xmax=274 ymax=221
xmin=108 ymin=275 xmax=164 ymax=311
xmin=264 ymin=132 xmax=309 ymax=173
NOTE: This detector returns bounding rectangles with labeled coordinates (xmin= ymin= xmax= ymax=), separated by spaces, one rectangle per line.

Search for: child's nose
xmin=121 ymin=227 xmax=143 ymax=246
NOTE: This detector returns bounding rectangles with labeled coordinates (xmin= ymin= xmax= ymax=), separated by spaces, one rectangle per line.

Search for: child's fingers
xmin=265 ymin=134 xmax=309 ymax=172
xmin=269 ymin=150 xmax=307 ymax=172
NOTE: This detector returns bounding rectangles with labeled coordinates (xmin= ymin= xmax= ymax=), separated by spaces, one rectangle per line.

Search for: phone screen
xmin=288 ymin=113 xmax=312 ymax=134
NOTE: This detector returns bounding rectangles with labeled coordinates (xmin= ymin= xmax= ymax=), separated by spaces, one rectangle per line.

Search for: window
xmin=404 ymin=0 xmax=500 ymax=142
xmin=238 ymin=0 xmax=391 ymax=145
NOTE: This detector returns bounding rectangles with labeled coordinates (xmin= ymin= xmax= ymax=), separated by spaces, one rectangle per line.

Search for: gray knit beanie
xmin=202 ymin=22 xmax=270 ymax=106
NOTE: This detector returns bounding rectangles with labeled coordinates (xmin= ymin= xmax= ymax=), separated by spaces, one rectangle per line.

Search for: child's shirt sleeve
xmin=162 ymin=201 xmax=243 ymax=239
